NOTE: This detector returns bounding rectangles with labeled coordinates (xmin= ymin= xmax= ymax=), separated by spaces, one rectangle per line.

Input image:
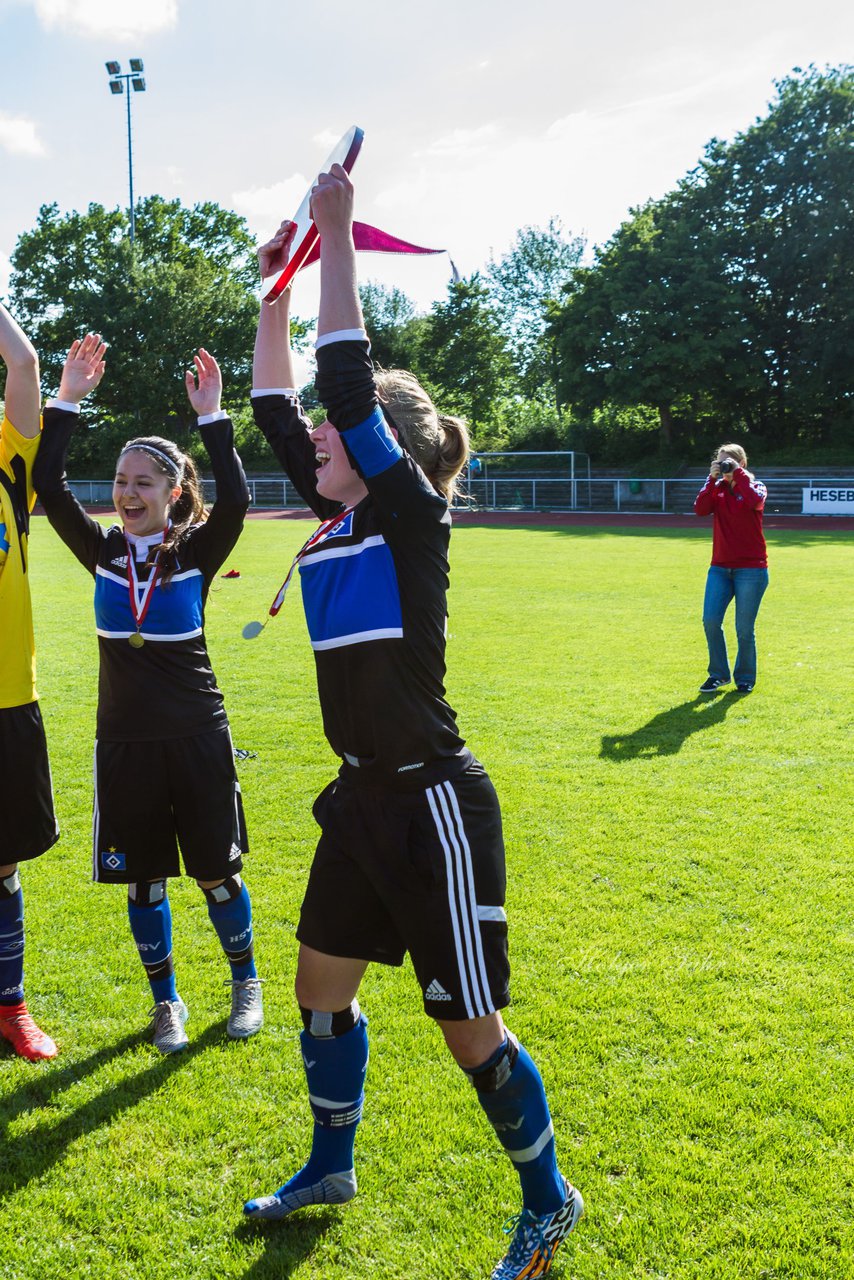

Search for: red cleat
xmin=221 ymin=569 xmax=241 ymax=578
xmin=0 ymin=1003 xmax=58 ymax=1060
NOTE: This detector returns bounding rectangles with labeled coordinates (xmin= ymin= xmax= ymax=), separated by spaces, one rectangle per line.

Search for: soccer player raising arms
xmin=32 ymin=338 xmax=264 ymax=1054
xmin=243 ymin=169 xmax=584 ymax=1279
xmin=0 ymin=302 xmax=60 ymax=1061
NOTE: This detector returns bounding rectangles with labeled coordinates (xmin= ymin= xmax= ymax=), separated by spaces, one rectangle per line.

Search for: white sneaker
xmin=227 ymin=978 xmax=264 ymax=1039
xmin=149 ymin=997 xmax=189 ymax=1054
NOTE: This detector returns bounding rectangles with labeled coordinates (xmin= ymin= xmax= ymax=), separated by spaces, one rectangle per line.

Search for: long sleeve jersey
xmin=693 ymin=468 xmax=768 ymax=568
xmin=33 ymin=408 xmax=250 ymax=742
xmin=252 ymin=337 xmax=469 ymax=788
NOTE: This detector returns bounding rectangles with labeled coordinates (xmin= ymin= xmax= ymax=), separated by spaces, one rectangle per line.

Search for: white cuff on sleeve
xmin=197 ymin=409 xmax=229 ymax=425
xmin=45 ymin=398 xmax=81 ymax=413
xmin=315 ymin=328 xmax=368 ymax=350
xmin=251 ymin=388 xmax=297 ymax=398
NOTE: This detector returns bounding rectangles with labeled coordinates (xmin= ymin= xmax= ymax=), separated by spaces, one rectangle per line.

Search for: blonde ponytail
xmin=375 ymin=370 xmax=470 ymax=503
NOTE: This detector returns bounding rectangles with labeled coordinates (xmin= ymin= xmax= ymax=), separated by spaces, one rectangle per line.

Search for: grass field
xmin=2 ymin=516 xmax=852 ymax=1280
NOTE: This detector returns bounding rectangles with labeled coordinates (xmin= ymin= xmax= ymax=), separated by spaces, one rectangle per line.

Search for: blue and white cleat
xmin=244 ymin=1170 xmax=357 ymax=1221
xmin=491 ymin=1177 xmax=584 ymax=1279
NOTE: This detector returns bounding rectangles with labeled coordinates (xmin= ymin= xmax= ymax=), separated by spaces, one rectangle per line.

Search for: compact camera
xmin=718 ymin=458 xmax=736 ymax=475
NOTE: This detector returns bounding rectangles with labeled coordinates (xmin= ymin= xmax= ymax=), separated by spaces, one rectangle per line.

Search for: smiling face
xmin=309 ymin=419 xmax=368 ymax=507
xmin=113 ymin=450 xmax=182 ymax=538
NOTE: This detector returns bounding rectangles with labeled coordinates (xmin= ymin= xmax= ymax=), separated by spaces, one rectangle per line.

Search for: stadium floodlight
xmin=105 ymin=58 xmax=148 ymax=245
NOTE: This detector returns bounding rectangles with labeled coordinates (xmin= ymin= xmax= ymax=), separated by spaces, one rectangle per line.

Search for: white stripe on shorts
xmin=426 ymin=779 xmax=495 ymax=1020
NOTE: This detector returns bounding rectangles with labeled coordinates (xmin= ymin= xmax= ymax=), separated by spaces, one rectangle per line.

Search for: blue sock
xmin=203 ymin=877 xmax=257 ymax=981
xmin=0 ymin=871 xmax=25 ymax=1007
xmin=127 ymin=882 xmax=177 ymax=1004
xmin=280 ymin=1013 xmax=369 ymax=1192
xmin=469 ymin=1032 xmax=564 ymax=1215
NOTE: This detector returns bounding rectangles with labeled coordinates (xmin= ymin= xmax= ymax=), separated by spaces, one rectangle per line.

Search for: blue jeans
xmin=702 ymin=566 xmax=769 ymax=685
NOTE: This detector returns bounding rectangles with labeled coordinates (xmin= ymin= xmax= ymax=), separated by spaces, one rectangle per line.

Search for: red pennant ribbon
xmin=300 ymin=221 xmax=447 ymax=269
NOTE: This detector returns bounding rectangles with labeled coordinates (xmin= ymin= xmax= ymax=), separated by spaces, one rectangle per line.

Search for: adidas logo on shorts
xmin=425 ymin=979 xmax=452 ymax=1002
xmin=228 ymin=843 xmax=241 ymax=862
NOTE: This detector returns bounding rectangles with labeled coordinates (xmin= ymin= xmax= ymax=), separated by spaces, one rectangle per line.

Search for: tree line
xmin=2 ymin=64 xmax=852 ymax=474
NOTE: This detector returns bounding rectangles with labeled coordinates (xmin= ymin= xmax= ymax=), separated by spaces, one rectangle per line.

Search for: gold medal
xmin=128 ymin=632 xmax=145 ymax=649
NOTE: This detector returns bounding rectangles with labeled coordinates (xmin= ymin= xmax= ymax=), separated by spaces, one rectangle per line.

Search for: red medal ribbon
xmin=125 ymin=528 xmax=166 ymax=636
xmin=267 ymin=507 xmax=355 ymax=619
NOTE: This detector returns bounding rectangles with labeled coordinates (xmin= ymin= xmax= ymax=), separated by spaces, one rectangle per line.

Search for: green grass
xmin=2 ymin=516 xmax=852 ymax=1280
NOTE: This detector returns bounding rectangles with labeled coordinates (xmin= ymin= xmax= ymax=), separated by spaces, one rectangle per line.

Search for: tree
xmin=550 ymin=65 xmax=854 ymax=457
xmin=358 ymin=281 xmax=428 ymax=371
xmin=416 ymin=275 xmax=512 ymax=431
xmin=699 ymin=65 xmax=854 ymax=445
xmin=487 ymin=219 xmax=584 ymax=409
xmin=553 ymin=193 xmax=743 ymax=450
xmin=7 ymin=197 xmax=268 ymax=468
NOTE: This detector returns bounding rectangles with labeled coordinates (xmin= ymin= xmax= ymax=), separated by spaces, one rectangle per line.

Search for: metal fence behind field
xmin=66 ymin=472 xmax=853 ymax=517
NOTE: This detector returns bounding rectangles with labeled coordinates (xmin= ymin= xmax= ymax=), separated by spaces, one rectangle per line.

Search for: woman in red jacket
xmin=694 ymin=443 xmax=768 ymax=693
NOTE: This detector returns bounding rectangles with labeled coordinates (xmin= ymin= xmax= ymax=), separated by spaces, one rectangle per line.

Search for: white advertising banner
xmin=801 ymin=486 xmax=854 ymax=515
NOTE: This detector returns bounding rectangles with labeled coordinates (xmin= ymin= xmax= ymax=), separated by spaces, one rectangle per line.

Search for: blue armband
xmin=342 ymin=406 xmax=403 ymax=479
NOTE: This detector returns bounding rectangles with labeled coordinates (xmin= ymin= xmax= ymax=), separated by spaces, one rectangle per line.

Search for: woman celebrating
xmin=694 ymin=443 xmax=768 ymax=694
xmin=33 ymin=337 xmax=263 ymax=1054
xmin=243 ymin=170 xmax=583 ymax=1280
xmin=0 ymin=302 xmax=59 ymax=1061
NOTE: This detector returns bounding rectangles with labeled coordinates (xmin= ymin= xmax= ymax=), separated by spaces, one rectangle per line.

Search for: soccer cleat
xmin=0 ymin=1003 xmax=58 ymax=1061
xmin=243 ymin=1169 xmax=357 ymax=1220
xmin=491 ymin=1177 xmax=584 ymax=1280
xmin=149 ymin=996 xmax=189 ymax=1054
xmin=699 ymin=676 xmax=728 ymax=693
xmin=227 ymin=977 xmax=264 ymax=1039
xmin=736 ymin=682 xmax=754 ymax=693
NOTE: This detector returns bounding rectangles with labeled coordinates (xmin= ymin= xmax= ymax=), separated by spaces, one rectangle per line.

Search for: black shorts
xmin=93 ymin=726 xmax=248 ymax=883
xmin=298 ymin=759 xmax=510 ymax=1022
xmin=0 ymin=701 xmax=59 ymax=864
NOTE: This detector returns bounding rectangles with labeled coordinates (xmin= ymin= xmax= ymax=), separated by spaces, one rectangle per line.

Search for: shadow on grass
xmin=600 ymin=690 xmax=742 ymax=760
xmin=0 ymin=1017 xmax=228 ymax=1194
xmin=235 ymin=1208 xmax=338 ymax=1278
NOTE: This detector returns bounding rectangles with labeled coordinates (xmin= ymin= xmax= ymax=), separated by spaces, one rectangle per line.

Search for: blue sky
xmin=2 ymin=0 xmax=853 ymax=322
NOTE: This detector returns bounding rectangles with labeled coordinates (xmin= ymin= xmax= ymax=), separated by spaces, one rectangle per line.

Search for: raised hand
xmin=185 ymin=348 xmax=223 ymax=416
xmin=257 ymin=220 xmax=296 ymax=281
xmin=58 ymin=333 xmax=107 ymax=404
xmin=310 ymin=164 xmax=354 ymax=242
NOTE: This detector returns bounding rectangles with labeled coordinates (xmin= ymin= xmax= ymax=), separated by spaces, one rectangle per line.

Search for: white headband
xmin=120 ymin=443 xmax=183 ymax=481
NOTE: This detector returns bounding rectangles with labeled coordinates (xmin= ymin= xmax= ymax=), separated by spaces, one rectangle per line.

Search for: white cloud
xmin=312 ymin=129 xmax=340 ymax=150
xmin=32 ymin=0 xmax=178 ymax=40
xmin=0 ymin=111 xmax=47 ymax=157
xmin=420 ymin=124 xmax=500 ymax=159
xmin=231 ymin=175 xmax=312 ymax=239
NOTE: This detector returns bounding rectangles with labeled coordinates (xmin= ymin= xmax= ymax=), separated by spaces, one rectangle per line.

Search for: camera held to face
xmin=718 ymin=458 xmax=736 ymax=475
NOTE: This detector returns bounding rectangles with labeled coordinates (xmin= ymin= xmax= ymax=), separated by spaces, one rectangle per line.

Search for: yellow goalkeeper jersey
xmin=0 ymin=414 xmax=40 ymax=708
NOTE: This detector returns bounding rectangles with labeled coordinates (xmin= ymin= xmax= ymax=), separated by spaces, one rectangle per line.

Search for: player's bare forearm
xmin=0 ymin=302 xmax=40 ymax=438
xmin=254 ymin=293 xmax=297 ymax=389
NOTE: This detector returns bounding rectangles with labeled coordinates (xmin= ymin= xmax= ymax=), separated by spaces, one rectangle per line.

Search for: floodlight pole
xmin=105 ymin=61 xmax=146 ymax=246
xmin=125 ymin=83 xmax=136 ymax=244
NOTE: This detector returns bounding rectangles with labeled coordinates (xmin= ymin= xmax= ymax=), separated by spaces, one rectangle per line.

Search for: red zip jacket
xmin=694 ymin=468 xmax=768 ymax=568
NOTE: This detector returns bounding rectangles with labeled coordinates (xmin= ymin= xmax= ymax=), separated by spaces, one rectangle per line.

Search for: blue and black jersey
xmin=252 ymin=336 xmax=468 ymax=788
xmin=34 ymin=409 xmax=250 ymax=743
